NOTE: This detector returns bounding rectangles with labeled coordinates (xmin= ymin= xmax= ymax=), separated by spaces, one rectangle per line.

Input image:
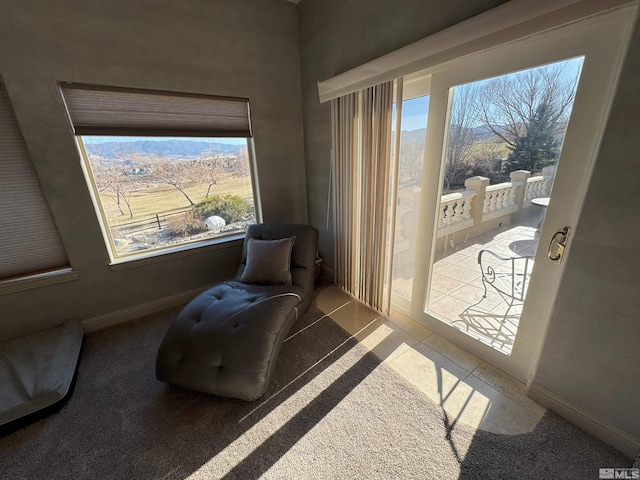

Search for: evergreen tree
xmin=504 ymin=102 xmax=559 ymax=174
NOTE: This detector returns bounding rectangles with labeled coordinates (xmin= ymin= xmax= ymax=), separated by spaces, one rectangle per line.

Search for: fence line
xmin=111 ymin=207 xmax=192 ymax=235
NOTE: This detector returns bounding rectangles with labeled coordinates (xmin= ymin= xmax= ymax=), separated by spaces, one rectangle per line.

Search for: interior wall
xmin=0 ymin=0 xmax=307 ymax=341
xmin=532 ymin=13 xmax=640 ymax=446
xmin=297 ymin=0 xmax=509 ymax=274
xmin=298 ymin=0 xmax=640 ymax=454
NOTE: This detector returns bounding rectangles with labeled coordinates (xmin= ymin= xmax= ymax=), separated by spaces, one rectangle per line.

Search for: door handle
xmin=548 ymin=226 xmax=570 ymax=264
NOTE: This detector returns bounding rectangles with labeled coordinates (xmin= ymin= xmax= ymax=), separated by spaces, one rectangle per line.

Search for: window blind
xmin=60 ymin=84 xmax=252 ymax=138
xmin=0 ymin=84 xmax=69 ymax=280
xmin=331 ymin=81 xmax=395 ymax=313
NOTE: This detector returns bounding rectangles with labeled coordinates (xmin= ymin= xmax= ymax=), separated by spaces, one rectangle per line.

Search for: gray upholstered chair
xmin=155 ymin=223 xmax=319 ymax=401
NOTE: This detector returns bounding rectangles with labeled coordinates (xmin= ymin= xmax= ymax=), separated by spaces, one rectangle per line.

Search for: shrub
xmin=193 ymin=195 xmax=248 ymax=224
xmin=167 ymin=210 xmax=208 ymax=237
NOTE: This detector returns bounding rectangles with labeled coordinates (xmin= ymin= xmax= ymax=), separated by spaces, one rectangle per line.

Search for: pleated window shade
xmin=60 ymin=84 xmax=252 ymax=138
xmin=0 ymin=84 xmax=69 ymax=280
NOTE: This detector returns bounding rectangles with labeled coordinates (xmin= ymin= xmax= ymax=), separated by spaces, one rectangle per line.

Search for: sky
xmin=396 ymin=96 xmax=430 ymax=132
xmin=396 ymin=56 xmax=584 ymax=132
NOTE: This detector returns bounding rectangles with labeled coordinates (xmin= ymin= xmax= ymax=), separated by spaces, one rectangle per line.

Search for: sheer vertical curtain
xmin=331 ymin=80 xmax=395 ymax=313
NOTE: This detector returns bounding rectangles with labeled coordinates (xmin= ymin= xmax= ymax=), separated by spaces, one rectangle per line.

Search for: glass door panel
xmin=391 ymin=94 xmax=429 ymax=305
xmin=425 ymin=58 xmax=584 ymax=356
xmin=391 ymin=6 xmax=634 ymax=380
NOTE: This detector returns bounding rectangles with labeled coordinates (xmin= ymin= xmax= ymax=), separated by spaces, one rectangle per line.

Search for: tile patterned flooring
xmin=393 ymin=211 xmax=542 ymax=355
xmin=315 ymin=284 xmax=546 ymax=437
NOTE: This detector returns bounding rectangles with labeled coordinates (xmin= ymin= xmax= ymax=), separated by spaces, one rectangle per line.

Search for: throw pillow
xmin=240 ymin=236 xmax=295 ymax=285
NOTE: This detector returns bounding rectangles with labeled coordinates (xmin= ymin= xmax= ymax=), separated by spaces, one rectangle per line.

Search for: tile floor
xmin=315 ymin=284 xmax=546 ymax=436
xmin=392 ymin=210 xmax=543 ymax=355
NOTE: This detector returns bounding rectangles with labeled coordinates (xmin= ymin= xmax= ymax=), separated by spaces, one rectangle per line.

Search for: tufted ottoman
xmin=155 ymin=224 xmax=318 ymax=401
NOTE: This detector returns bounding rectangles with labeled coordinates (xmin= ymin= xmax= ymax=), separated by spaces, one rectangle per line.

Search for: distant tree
xmin=153 ymin=160 xmax=198 ymax=206
xmin=476 ymin=64 xmax=578 ymax=174
xmin=91 ymin=157 xmax=145 ymax=219
xmin=469 ymin=142 xmax=508 ymax=184
xmin=399 ymin=150 xmax=424 ymax=185
xmin=225 ymin=148 xmax=251 ymax=178
xmin=443 ymin=83 xmax=478 ymax=193
xmin=192 ymin=156 xmax=226 ymax=198
xmin=505 ymin=102 xmax=560 ymax=173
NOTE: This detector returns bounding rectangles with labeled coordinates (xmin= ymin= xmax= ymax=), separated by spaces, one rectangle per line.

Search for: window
xmin=60 ymin=84 xmax=261 ymax=260
xmin=0 ymin=82 xmax=70 ymax=283
xmin=390 ymin=76 xmax=430 ymax=305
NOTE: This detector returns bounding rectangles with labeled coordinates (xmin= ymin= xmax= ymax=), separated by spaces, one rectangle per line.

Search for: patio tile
xmin=471 ymin=233 xmax=495 ymax=244
xmin=430 ymin=272 xmax=465 ymax=294
xmin=451 ymin=254 xmax=482 ymax=270
xmin=426 ymin=294 xmax=472 ymax=324
xmin=490 ymin=301 xmax=523 ymax=317
xmin=444 ymin=306 xmax=517 ymax=354
xmin=391 ymin=212 xmax=543 ymax=356
xmin=433 ymin=261 xmax=453 ymax=273
xmin=466 ymin=275 xmax=487 ymax=289
xmin=433 ymin=251 xmax=457 ymax=265
xmin=427 ymin=288 xmax=446 ymax=303
xmin=437 ymin=250 xmax=469 ymax=263
xmin=448 ymin=283 xmax=502 ymax=310
xmin=437 ymin=263 xmax=481 ymax=283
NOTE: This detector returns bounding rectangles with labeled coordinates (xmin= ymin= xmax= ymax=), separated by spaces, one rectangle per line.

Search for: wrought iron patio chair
xmin=477 ymin=249 xmax=534 ymax=319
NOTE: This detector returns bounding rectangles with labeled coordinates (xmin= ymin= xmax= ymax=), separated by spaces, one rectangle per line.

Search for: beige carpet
xmin=0 ymin=300 xmax=630 ymax=479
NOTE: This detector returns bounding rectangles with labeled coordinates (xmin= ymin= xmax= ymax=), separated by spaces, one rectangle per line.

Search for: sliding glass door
xmin=389 ymin=74 xmax=430 ymax=312
xmin=389 ymin=7 xmax=635 ymax=380
xmin=423 ymin=57 xmax=583 ymax=356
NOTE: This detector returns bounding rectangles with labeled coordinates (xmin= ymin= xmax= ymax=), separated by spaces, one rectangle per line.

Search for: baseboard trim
xmin=527 ymin=382 xmax=640 ymax=458
xmin=80 ymin=286 xmax=210 ymax=333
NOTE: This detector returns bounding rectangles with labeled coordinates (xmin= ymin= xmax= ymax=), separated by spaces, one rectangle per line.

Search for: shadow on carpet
xmin=0 ymin=300 xmax=630 ymax=479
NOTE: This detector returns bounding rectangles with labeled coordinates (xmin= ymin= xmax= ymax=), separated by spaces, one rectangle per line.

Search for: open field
xmin=100 ymin=175 xmax=254 ymax=226
xmin=467 ymin=140 xmax=510 ymax=157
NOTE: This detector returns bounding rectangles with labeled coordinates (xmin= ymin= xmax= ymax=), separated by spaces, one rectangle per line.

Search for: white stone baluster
xmin=462 ymin=198 xmax=472 ymax=220
xmin=483 ymin=193 xmax=491 ymax=215
xmin=436 ymin=190 xmax=477 ymax=238
xmin=438 ymin=203 xmax=446 ymax=229
xmin=509 ymin=185 xmax=517 ymax=207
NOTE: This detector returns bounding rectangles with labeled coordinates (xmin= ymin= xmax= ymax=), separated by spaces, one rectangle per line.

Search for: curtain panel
xmin=331 ymin=81 xmax=395 ymax=313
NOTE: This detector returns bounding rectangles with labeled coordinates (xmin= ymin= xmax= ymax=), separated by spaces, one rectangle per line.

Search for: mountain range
xmin=84 ymin=126 xmax=501 ymax=162
xmin=84 ymin=139 xmax=245 ymax=160
xmin=400 ymin=125 xmax=506 ymax=145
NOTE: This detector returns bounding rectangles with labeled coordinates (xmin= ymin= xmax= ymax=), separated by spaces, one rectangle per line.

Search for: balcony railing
xmin=435 ymin=166 xmax=555 ymax=240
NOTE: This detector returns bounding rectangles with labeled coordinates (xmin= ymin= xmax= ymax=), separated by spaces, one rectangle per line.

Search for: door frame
xmin=402 ymin=5 xmax=637 ymax=381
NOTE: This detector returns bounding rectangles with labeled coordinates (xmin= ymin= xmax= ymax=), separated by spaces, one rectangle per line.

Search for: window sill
xmin=109 ymin=234 xmax=245 ymax=271
xmin=0 ymin=268 xmax=79 ymax=296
